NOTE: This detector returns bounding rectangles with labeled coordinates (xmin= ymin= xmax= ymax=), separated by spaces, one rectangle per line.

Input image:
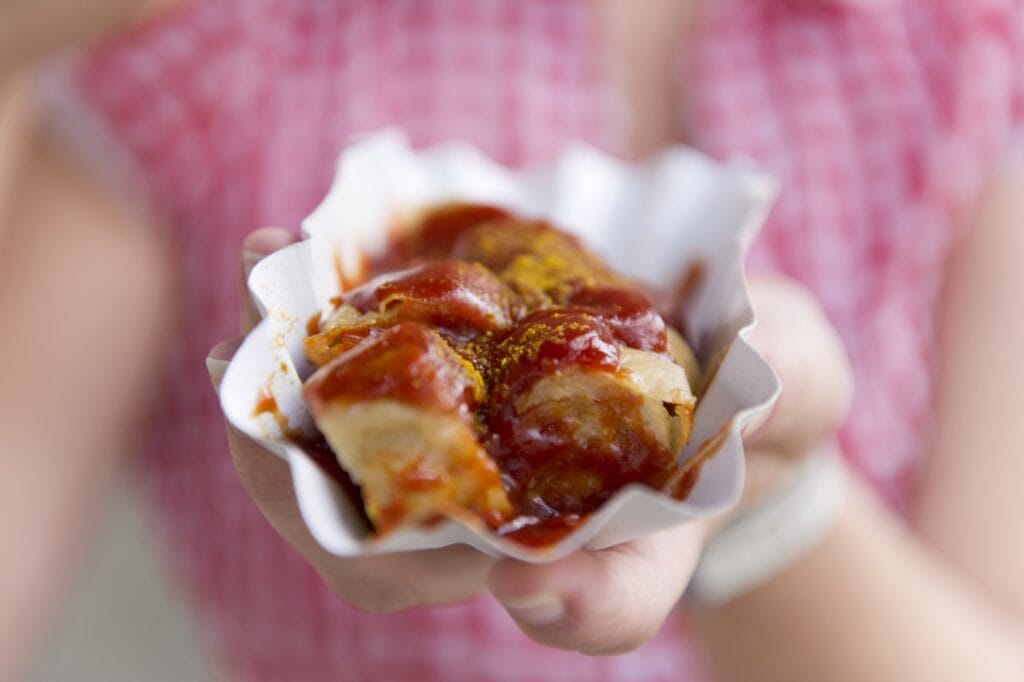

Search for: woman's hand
xmin=209 ymin=230 xmax=850 ymax=653
xmin=486 ymin=275 xmax=853 ymax=654
xmin=737 ymin=275 xmax=854 ymax=506
xmin=1 ymin=0 xmax=177 ymax=81
xmin=208 ymin=229 xmax=497 ymax=613
xmin=209 ymin=229 xmax=711 ymax=652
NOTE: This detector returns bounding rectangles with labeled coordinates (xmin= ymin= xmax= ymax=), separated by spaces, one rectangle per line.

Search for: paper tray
xmin=220 ymin=131 xmax=780 ymax=562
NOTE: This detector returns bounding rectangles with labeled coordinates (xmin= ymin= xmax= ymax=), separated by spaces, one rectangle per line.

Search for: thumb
xmin=489 ymin=521 xmax=708 ymax=655
xmin=744 ymin=275 xmax=853 ymax=455
xmin=206 ymin=337 xmax=243 ymax=392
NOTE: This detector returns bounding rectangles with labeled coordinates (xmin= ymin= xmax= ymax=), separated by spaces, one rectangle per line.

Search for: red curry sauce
xmin=302 ymin=203 xmax=696 ymax=544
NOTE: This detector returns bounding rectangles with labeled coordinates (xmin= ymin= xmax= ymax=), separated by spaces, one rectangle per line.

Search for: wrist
xmin=685 ymin=442 xmax=848 ymax=607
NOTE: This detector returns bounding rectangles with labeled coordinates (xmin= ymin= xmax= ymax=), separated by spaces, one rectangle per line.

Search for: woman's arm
xmin=0 ymin=0 xmax=168 ymax=82
xmin=915 ymin=160 xmax=1024 ymax=619
xmin=687 ymin=163 xmax=1024 ymax=681
xmin=0 ymin=80 xmax=174 ymax=679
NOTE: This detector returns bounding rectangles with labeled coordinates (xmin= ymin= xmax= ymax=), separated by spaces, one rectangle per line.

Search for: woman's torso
xmin=61 ymin=1 xmax=1021 ymax=679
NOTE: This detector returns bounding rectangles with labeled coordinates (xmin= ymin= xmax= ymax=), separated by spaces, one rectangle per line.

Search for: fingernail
xmin=206 ymin=356 xmax=229 ymax=392
xmin=741 ymin=404 xmax=773 ymax=438
xmin=500 ymin=593 xmax=566 ymax=627
xmin=242 ymin=250 xmax=264 ymax=277
xmin=244 ymin=245 xmax=276 ymax=274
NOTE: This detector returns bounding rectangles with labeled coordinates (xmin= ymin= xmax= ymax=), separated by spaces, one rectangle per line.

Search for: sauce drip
xmin=252 ymin=383 xmax=301 ymax=440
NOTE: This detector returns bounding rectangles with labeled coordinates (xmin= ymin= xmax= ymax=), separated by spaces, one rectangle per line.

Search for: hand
xmin=209 ymin=232 xmax=848 ymax=655
xmin=208 ymin=229 xmax=495 ymax=613
xmin=737 ymin=274 xmax=854 ymax=508
xmin=485 ymin=276 xmax=852 ymax=654
xmin=1 ymin=1 xmax=178 ymax=80
xmin=208 ymin=228 xmax=711 ymax=654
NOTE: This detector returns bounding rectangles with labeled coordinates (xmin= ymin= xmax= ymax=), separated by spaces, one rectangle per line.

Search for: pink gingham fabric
xmin=61 ymin=1 xmax=1022 ymax=680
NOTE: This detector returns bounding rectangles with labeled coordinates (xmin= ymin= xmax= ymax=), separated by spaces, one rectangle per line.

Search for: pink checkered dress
xmin=60 ymin=1 xmax=1022 ymax=679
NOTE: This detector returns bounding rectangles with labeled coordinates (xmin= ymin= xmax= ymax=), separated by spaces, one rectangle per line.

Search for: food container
xmin=219 ymin=130 xmax=779 ymax=562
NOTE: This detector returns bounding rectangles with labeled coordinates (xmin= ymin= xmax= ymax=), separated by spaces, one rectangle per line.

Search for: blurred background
xmin=26 ymin=478 xmax=214 ymax=682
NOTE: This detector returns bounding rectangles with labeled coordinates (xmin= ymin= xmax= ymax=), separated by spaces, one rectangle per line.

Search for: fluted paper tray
xmin=219 ymin=130 xmax=780 ymax=562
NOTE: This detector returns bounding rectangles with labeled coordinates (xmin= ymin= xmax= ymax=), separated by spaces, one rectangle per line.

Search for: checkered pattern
xmin=61 ymin=0 xmax=1022 ymax=680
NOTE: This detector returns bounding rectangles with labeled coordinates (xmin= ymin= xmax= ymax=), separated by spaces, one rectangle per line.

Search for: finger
xmin=229 ymin=226 xmax=494 ymax=612
xmin=489 ymin=521 xmax=709 ymax=655
xmin=744 ymin=275 xmax=853 ymax=455
xmin=239 ymin=227 xmax=297 ymax=333
xmin=319 ymin=544 xmax=495 ymax=614
xmin=206 ymin=337 xmax=243 ymax=392
xmin=225 ymin=424 xmax=494 ymax=612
